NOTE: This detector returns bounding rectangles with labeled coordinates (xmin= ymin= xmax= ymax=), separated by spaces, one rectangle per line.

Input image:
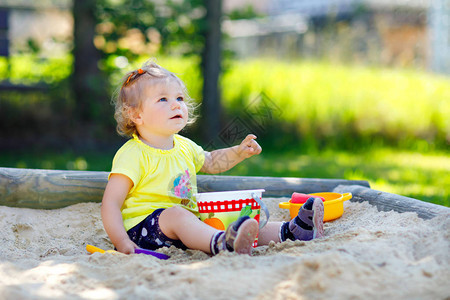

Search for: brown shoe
xmin=224 ymin=216 xmax=258 ymax=255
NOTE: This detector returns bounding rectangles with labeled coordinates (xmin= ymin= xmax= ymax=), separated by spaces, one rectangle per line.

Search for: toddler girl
xmin=101 ymin=60 xmax=324 ymax=256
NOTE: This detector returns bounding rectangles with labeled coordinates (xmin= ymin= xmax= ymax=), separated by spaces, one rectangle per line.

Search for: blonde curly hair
xmin=112 ymin=60 xmax=197 ymax=137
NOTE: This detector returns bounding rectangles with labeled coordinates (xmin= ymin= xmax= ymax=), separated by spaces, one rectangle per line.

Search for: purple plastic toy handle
xmin=134 ymin=248 xmax=170 ymax=260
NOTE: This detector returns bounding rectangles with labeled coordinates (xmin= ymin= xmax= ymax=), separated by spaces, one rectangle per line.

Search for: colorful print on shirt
xmin=169 ymin=169 xmax=196 ymax=209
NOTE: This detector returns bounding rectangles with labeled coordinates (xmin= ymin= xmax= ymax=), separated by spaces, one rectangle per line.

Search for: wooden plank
xmin=333 ymin=184 xmax=450 ymax=220
xmin=0 ymin=168 xmax=108 ymax=209
xmin=197 ymin=175 xmax=370 ymax=197
xmin=0 ymin=167 xmax=370 ymax=209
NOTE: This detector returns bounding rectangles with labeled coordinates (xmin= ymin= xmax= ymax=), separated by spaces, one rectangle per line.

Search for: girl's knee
xmin=160 ymin=206 xmax=196 ymax=224
xmin=159 ymin=206 xmax=199 ymax=240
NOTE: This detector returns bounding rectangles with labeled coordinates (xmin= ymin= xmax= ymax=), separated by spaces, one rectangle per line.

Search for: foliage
xmin=94 ymin=0 xmax=205 ymax=61
xmin=216 ymin=148 xmax=449 ymax=207
xmin=227 ymin=4 xmax=263 ymax=20
xmin=0 ymin=55 xmax=75 ymax=146
xmin=0 ymin=55 xmax=72 ymax=84
xmin=221 ymin=59 xmax=450 ymax=151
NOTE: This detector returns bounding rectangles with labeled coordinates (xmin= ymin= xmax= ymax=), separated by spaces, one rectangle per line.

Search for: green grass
xmin=221 ymin=59 xmax=450 ymax=150
xmin=0 ymin=55 xmax=72 ymax=84
xmin=0 ymin=150 xmax=115 ymax=172
xmin=1 ymin=147 xmax=448 ymax=207
xmin=217 ymin=148 xmax=449 ymax=207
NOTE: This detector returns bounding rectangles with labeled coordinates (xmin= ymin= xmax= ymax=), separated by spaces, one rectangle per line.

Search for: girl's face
xmin=133 ymin=79 xmax=189 ymax=138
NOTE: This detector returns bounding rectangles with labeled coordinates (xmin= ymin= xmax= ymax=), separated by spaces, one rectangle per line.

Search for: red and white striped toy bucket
xmin=195 ymin=189 xmax=269 ymax=247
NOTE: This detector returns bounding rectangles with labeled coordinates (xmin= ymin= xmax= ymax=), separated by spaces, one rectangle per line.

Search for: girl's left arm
xmin=200 ymin=134 xmax=262 ymax=174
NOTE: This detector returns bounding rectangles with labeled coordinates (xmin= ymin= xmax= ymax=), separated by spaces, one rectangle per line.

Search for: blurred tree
xmin=72 ymin=0 xmax=109 ymax=122
xmin=200 ymin=0 xmax=222 ymax=143
xmin=94 ymin=0 xmax=205 ymax=62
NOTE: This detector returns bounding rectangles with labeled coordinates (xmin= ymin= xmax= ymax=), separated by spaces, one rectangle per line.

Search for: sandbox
xmin=0 ymin=167 xmax=448 ymax=299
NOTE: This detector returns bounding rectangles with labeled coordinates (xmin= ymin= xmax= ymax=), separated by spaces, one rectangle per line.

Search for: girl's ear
xmin=128 ymin=107 xmax=143 ymax=125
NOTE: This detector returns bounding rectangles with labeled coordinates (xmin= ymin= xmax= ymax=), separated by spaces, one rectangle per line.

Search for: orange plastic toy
xmin=279 ymin=192 xmax=352 ymax=222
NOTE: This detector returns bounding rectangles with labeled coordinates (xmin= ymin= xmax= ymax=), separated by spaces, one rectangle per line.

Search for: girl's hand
xmin=115 ymin=238 xmax=138 ymax=254
xmin=238 ymin=134 xmax=262 ymax=159
xmin=200 ymin=134 xmax=262 ymax=174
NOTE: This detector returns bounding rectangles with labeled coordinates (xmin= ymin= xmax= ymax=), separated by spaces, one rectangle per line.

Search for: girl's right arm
xmin=101 ymin=173 xmax=137 ymax=254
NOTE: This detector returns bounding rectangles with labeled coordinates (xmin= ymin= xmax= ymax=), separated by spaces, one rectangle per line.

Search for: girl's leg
xmin=158 ymin=206 xmax=259 ymax=255
xmin=258 ymin=197 xmax=325 ymax=245
xmin=257 ymin=221 xmax=282 ymax=245
xmin=158 ymin=206 xmax=217 ymax=253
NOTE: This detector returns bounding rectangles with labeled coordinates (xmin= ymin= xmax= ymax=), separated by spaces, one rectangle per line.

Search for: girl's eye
xmin=159 ymin=97 xmax=167 ymax=102
xmin=177 ymin=96 xmax=184 ymax=101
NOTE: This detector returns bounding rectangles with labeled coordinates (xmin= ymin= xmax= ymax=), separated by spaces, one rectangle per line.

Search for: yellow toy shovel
xmin=86 ymin=244 xmax=169 ymax=260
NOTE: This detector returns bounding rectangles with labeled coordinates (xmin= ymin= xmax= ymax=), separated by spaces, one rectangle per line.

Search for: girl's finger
xmin=242 ymin=134 xmax=257 ymax=145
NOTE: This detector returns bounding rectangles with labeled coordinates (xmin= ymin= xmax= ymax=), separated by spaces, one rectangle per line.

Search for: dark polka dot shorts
xmin=127 ymin=208 xmax=187 ymax=250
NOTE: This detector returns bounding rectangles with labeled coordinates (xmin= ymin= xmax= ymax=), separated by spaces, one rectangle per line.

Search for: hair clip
xmin=124 ymin=74 xmax=133 ymax=85
xmin=123 ymin=69 xmax=144 ymax=87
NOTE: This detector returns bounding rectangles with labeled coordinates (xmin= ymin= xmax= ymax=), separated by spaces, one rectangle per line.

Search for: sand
xmin=0 ymin=197 xmax=449 ymax=300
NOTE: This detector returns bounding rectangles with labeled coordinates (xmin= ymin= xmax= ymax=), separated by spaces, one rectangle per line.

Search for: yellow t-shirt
xmin=110 ymin=134 xmax=205 ymax=231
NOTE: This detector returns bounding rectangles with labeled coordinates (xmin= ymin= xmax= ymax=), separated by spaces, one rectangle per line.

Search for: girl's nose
xmin=171 ymin=100 xmax=181 ymax=110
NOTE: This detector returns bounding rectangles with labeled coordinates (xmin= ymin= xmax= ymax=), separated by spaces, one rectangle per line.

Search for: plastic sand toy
xmin=279 ymin=192 xmax=352 ymax=222
xmin=86 ymin=244 xmax=170 ymax=260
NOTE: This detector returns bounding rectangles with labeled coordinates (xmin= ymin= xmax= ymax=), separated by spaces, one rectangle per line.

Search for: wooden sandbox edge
xmin=333 ymin=184 xmax=450 ymax=220
xmin=0 ymin=167 xmax=370 ymax=209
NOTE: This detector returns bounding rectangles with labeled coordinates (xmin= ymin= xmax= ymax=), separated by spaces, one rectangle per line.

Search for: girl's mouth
xmin=170 ymin=115 xmax=183 ymax=119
